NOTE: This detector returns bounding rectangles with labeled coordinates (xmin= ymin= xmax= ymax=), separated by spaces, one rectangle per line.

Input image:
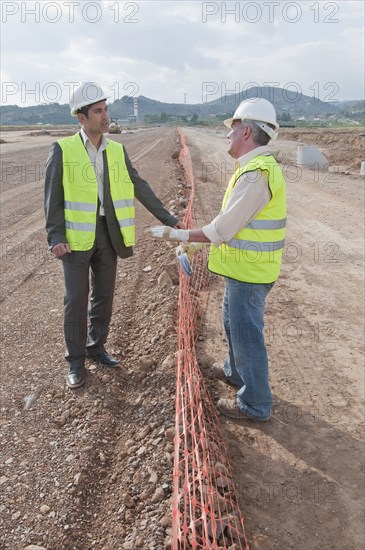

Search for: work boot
xmin=217 ymin=398 xmax=270 ymax=422
xmin=211 ymin=362 xmax=242 ymax=387
xmin=211 ymin=362 xmax=230 ymax=383
xmin=210 ymin=361 xmax=228 ymax=382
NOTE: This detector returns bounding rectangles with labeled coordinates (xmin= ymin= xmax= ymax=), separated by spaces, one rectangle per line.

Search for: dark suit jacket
xmin=44 ymin=133 xmax=178 ymax=258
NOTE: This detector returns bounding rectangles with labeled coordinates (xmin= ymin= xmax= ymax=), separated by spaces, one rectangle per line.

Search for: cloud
xmin=1 ymin=0 xmax=364 ymax=106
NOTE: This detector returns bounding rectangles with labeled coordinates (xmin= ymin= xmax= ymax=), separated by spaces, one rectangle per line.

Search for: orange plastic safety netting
xmin=171 ymin=129 xmax=249 ymax=550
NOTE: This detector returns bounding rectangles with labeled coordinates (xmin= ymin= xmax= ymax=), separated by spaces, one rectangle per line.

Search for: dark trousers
xmin=61 ymin=217 xmax=117 ymax=367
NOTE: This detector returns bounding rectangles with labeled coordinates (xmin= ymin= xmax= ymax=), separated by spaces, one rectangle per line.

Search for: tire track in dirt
xmin=1 ymin=181 xmax=42 ymax=206
xmin=131 ymin=137 xmax=163 ymax=163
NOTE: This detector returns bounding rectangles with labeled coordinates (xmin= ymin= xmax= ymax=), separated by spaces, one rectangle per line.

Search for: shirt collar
xmin=237 ymin=146 xmax=271 ymax=167
xmin=80 ymin=127 xmax=108 ymax=151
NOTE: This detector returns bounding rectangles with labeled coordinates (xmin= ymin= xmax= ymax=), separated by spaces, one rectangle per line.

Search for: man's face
xmin=227 ymin=120 xmax=247 ymax=159
xmin=79 ymin=101 xmax=110 ymax=135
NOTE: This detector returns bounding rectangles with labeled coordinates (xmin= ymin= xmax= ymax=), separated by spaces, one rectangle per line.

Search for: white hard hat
xmin=69 ymin=81 xmax=110 ymax=116
xmin=224 ymin=98 xmax=279 ymax=138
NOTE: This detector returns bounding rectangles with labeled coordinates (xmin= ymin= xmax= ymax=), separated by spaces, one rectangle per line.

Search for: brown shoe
xmin=217 ymin=399 xmax=270 ymax=421
xmin=211 ymin=362 xmax=228 ymax=382
xmin=211 ymin=362 xmax=239 ymax=387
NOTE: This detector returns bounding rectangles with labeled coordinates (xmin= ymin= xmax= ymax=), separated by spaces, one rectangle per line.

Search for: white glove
xmin=144 ymin=226 xmax=190 ymax=242
xmin=176 ymin=253 xmax=193 ymax=277
xmin=176 ymin=242 xmax=206 ymax=261
xmin=176 ymin=242 xmax=207 ymax=277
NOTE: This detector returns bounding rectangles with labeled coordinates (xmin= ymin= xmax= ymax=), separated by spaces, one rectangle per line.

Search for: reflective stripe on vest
xmin=64 ymin=200 xmax=97 ymax=213
xmin=113 ymin=199 xmax=134 ymax=208
xmin=65 ymin=220 xmax=95 ymax=232
xmin=118 ymin=218 xmax=134 ymax=228
xmin=208 ymin=155 xmax=287 ymax=284
xmin=226 ymin=238 xmax=285 ymax=252
xmin=245 ymin=218 xmax=286 ymax=230
xmin=58 ymin=134 xmax=136 ymax=251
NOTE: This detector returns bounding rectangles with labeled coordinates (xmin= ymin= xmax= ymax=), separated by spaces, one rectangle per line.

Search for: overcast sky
xmin=1 ymin=0 xmax=364 ymax=107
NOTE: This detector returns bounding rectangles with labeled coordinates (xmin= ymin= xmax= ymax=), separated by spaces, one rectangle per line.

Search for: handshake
xmin=144 ymin=226 xmax=206 ymax=276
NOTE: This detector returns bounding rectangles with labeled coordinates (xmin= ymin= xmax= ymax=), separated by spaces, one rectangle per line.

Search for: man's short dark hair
xmin=77 ymin=100 xmax=106 ymax=117
xmin=76 ymin=104 xmax=92 ymax=117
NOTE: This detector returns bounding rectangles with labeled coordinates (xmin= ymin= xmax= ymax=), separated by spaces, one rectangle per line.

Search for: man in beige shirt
xmin=201 ymin=146 xmax=272 ymax=245
xmin=146 ymin=98 xmax=287 ymax=422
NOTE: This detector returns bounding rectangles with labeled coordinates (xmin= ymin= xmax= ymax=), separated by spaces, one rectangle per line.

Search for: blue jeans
xmin=222 ymin=277 xmax=274 ymax=420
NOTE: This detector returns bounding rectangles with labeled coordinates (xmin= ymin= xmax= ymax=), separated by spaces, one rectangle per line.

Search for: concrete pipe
xmin=297 ymin=146 xmax=329 ymax=170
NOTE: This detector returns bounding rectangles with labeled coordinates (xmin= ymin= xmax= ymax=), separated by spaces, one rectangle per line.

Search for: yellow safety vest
xmin=58 ymin=134 xmax=135 ymax=251
xmin=208 ymin=155 xmax=286 ymax=284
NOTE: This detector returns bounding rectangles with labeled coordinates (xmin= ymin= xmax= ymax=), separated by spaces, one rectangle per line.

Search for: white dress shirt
xmin=80 ymin=128 xmax=108 ymax=216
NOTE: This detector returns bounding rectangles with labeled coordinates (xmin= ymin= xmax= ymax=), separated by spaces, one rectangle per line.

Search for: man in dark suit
xmin=44 ymin=81 xmax=183 ymax=389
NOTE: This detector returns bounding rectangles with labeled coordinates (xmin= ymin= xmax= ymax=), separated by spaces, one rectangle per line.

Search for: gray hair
xmin=241 ymin=119 xmax=275 ymax=146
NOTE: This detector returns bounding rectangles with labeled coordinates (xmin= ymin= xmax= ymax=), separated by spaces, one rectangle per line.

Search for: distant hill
xmin=1 ymin=86 xmax=362 ymax=126
xmin=335 ymin=99 xmax=365 ymax=112
xmin=0 ymin=102 xmax=74 ymax=126
xmin=110 ymin=87 xmax=342 ymax=118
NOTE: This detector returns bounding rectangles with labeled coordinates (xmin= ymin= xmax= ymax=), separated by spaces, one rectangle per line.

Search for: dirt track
xmin=0 ymin=126 xmax=364 ymax=549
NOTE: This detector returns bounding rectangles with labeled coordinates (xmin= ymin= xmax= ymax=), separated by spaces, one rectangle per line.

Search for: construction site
xmin=0 ymin=122 xmax=364 ymax=550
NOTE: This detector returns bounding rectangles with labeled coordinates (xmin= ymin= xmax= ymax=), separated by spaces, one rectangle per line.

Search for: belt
xmin=98 ymin=215 xmax=106 ymax=222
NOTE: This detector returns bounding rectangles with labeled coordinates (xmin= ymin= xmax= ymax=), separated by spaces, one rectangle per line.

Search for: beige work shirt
xmin=202 ymin=146 xmax=272 ymax=246
xmin=80 ymin=127 xmax=108 ymax=216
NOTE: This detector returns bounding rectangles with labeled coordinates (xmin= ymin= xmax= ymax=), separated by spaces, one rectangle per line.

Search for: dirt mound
xmin=50 ymin=130 xmax=77 ymax=137
xmin=278 ymin=128 xmax=365 ymax=172
xmin=26 ymin=129 xmax=76 ymax=137
xmin=26 ymin=129 xmax=51 ymax=136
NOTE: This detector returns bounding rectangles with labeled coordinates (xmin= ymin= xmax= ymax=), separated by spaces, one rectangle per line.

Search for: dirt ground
xmin=0 ymin=126 xmax=364 ymax=549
